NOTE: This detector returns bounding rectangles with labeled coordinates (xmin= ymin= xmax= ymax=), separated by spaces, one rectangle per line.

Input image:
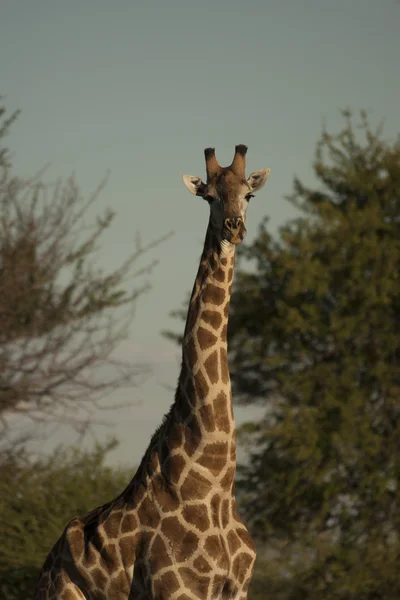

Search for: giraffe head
xmin=182 ymin=145 xmax=270 ymax=245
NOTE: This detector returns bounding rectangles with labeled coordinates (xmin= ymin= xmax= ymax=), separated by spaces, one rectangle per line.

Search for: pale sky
xmin=1 ymin=0 xmax=399 ymax=466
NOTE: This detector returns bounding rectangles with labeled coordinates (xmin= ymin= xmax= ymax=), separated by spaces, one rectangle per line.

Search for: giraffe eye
xmin=245 ymin=194 xmax=254 ymax=202
xmin=205 ymin=194 xmax=216 ymax=202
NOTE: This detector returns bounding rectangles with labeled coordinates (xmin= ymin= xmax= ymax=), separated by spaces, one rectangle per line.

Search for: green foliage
xmin=249 ymin=547 xmax=400 ymax=600
xmin=0 ymin=441 xmax=131 ymax=600
xmin=231 ymin=111 xmax=400 ymax=597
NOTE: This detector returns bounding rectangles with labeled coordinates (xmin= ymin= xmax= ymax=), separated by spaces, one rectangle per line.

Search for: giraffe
xmin=35 ymin=145 xmax=270 ymax=600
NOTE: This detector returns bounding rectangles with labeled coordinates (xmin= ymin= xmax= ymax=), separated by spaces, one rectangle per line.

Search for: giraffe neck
xmin=177 ymin=223 xmax=236 ymax=433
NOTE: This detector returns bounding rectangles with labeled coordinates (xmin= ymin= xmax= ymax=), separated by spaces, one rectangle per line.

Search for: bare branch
xmin=0 ymin=163 xmax=172 ymax=444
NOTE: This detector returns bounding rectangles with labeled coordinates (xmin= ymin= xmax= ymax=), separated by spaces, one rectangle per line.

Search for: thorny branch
xmin=0 ymin=164 xmax=172 ymax=444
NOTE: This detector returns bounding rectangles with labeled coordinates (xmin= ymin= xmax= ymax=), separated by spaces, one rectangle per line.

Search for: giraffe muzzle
xmin=223 ymin=217 xmax=246 ymax=244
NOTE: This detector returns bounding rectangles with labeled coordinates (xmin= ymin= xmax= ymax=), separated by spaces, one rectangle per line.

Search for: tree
xmin=0 ymin=101 xmax=170 ymax=443
xmin=229 ymin=110 xmax=400 ymax=598
xmin=0 ymin=441 xmax=131 ymax=600
xmin=0 ymin=101 xmax=19 ymax=169
xmin=166 ymin=110 xmax=400 ymax=598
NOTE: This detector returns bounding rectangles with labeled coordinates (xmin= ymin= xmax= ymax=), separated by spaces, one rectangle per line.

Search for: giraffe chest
xmin=134 ymin=492 xmax=256 ymax=600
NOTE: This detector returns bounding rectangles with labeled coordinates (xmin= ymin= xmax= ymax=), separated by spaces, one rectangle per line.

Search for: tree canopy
xmin=229 ymin=110 xmax=400 ymax=597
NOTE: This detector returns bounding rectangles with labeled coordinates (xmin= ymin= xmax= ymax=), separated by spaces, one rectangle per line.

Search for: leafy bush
xmin=0 ymin=441 xmax=131 ymax=600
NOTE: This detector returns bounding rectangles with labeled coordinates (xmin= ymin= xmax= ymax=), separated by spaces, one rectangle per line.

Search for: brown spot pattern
xmin=138 ymin=496 xmax=160 ymax=529
xmin=165 ymin=454 xmax=186 ymax=485
xmin=194 ymin=369 xmax=209 ymax=399
xmin=161 ymin=517 xmax=199 ymax=561
xmin=103 ymin=512 xmax=122 ymax=539
xmin=182 ymin=504 xmax=210 ymax=532
xmin=152 ymin=476 xmax=179 ymax=512
xmin=100 ymin=542 xmax=119 ymax=568
xmin=204 ymin=535 xmax=229 ymax=569
xmin=220 ymin=347 xmax=229 ymax=383
xmin=220 ymin=466 xmax=234 ymax=492
xmin=222 ymin=499 xmax=230 ymax=528
xmin=197 ymin=442 xmax=228 ymax=476
xmin=237 ymin=528 xmax=256 ymax=552
xmin=227 ymin=530 xmax=241 ymax=554
xmin=179 ymin=530 xmax=200 ymax=561
xmin=213 ymin=267 xmax=225 ymax=282
xmin=242 ymin=576 xmax=253 ymax=594
xmin=180 ymin=469 xmax=212 ymax=501
xmin=184 ymin=425 xmax=202 ymax=457
xmin=230 ymin=437 xmax=236 ymax=460
xmin=177 ymin=393 xmax=192 ymax=423
xmin=221 ymin=324 xmax=228 ymax=342
xmin=66 ymin=528 xmax=83 ymax=557
xmin=183 ymin=375 xmax=195 ymax=401
xmin=82 ymin=546 xmax=97 ymax=569
xmin=208 ymin=253 xmax=218 ymax=272
xmin=204 ymin=351 xmax=219 ymax=384
xmin=169 ymin=422 xmax=184 ymax=450
xmin=197 ymin=326 xmax=217 ymax=350
xmin=184 ymin=337 xmax=197 ymax=366
xmin=193 ymin=555 xmax=212 ymax=573
xmin=210 ymin=494 xmax=222 ymax=528
xmin=213 ymin=391 xmax=231 ymax=433
xmin=202 ymin=284 xmax=225 ymax=306
xmin=202 ymin=310 xmax=222 ymax=330
xmin=198 ymin=405 xmax=215 ymax=432
xmin=118 ymin=533 xmax=138 ymax=567
xmin=233 ymin=553 xmax=254 ymax=583
xmin=155 ymin=571 xmax=180 ymax=595
xmin=179 ymin=568 xmax=210 ymax=597
xmin=121 ymin=513 xmax=137 ymax=534
xmin=160 ymin=516 xmax=184 ymax=547
xmin=213 ymin=574 xmax=229 ymax=597
xmin=140 ymin=530 xmax=154 ymax=550
xmin=108 ymin=570 xmax=129 ymax=597
xmin=149 ymin=534 xmax=171 ymax=572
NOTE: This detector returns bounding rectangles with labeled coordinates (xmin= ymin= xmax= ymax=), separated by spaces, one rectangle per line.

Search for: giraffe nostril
xmin=224 ymin=217 xmax=242 ymax=232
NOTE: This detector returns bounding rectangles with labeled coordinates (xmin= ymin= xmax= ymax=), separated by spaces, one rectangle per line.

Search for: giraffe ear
xmin=182 ymin=175 xmax=207 ymax=197
xmin=247 ymin=168 xmax=271 ymax=193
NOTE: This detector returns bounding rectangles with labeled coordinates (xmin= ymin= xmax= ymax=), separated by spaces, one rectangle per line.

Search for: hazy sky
xmin=1 ymin=0 xmax=399 ymax=466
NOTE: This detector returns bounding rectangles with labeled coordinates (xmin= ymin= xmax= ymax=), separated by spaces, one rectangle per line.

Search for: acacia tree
xmin=0 ymin=102 xmax=169 ymax=442
xmin=229 ymin=111 xmax=400 ymax=598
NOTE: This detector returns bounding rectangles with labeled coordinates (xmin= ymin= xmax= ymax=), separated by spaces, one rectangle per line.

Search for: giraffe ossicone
xmin=35 ymin=145 xmax=270 ymax=600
